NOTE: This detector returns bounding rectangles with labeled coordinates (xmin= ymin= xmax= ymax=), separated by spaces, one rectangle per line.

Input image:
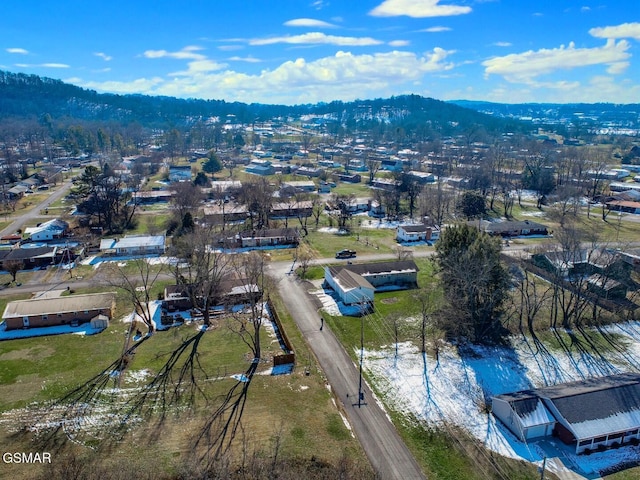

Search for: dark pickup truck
xmin=335 ymin=249 xmax=356 ymax=259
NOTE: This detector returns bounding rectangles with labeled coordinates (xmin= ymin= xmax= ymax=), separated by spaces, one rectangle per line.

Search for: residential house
xmin=324 ymin=267 xmax=375 ymax=307
xmin=533 ymin=248 xmax=628 ymax=280
xmin=609 ymin=182 xmax=640 ymax=193
xmin=270 ymin=201 xmax=313 ymax=219
xmin=606 ymin=200 xmax=640 ymax=215
xmin=370 ymin=200 xmax=385 ymax=218
xmin=168 ymin=165 xmax=192 ymax=182
xmin=586 ymin=274 xmax=628 ymax=299
xmin=202 ymin=203 xmax=248 ymax=224
xmin=335 ymin=173 xmax=361 ymax=183
xmin=324 ymin=260 xmax=419 ymax=306
xmin=492 ymin=373 xmax=640 ymax=454
xmin=344 ymin=197 xmax=372 ymax=214
xmin=7 ymin=184 xmax=28 ymax=198
xmin=2 ymin=292 xmax=116 ymax=330
xmin=18 ymin=176 xmax=42 ymax=190
xmin=131 ymin=190 xmax=175 ymax=204
xmin=203 ymin=180 xmax=242 ymax=199
xmin=280 ymin=180 xmax=316 ymax=195
xmin=476 ymin=220 xmax=549 ymax=237
xmin=0 ymin=234 xmax=22 ymax=245
xmin=397 ymin=224 xmax=440 ymax=243
xmin=380 ymin=158 xmax=403 ymax=172
xmin=237 ymin=228 xmax=299 ymax=248
xmin=0 ymin=245 xmax=67 ymax=270
xmin=371 ymin=178 xmax=401 ymax=191
xmin=24 ymin=219 xmax=69 ymax=241
xmin=296 ymin=166 xmax=324 ymax=177
xmin=99 ymin=235 xmax=166 ymax=256
xmin=162 ymin=278 xmax=262 ymax=312
xmin=245 ymin=159 xmax=274 ymax=175
xmin=407 ymin=171 xmax=436 ymax=184
xmin=38 ymin=166 xmax=64 ymax=185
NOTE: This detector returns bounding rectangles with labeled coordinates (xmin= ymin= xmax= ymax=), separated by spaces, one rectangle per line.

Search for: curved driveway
xmin=268 ymin=261 xmax=426 ymax=480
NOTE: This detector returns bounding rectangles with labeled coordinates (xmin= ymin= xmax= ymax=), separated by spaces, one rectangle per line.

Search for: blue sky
xmin=1 ymin=1 xmax=639 ymax=105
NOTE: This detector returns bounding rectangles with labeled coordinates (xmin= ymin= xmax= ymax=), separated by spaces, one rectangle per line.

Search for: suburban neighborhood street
xmin=0 ymin=176 xmax=75 ymax=238
xmin=268 ymin=261 xmax=426 ymax=480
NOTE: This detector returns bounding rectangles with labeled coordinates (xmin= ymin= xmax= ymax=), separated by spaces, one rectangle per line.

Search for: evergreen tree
xmin=435 ymin=224 xmax=509 ymax=343
xmin=202 ymin=153 xmax=222 ymax=174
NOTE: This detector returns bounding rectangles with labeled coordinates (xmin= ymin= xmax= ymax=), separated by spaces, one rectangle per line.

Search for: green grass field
xmin=0 ymin=283 xmax=370 ymax=479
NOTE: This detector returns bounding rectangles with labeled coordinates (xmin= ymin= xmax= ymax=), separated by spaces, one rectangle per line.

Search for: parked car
xmin=335 ymin=249 xmax=356 ymax=259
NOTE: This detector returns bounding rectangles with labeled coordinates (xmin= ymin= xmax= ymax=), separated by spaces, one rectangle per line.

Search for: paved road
xmin=268 ymin=261 xmax=426 ymax=480
xmin=0 ymin=176 xmax=75 ymax=238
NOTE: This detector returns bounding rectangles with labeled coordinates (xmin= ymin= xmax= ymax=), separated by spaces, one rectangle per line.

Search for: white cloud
xmin=482 ymin=39 xmax=631 ymax=83
xmin=77 ymin=48 xmax=455 ymax=104
xmin=369 ymin=0 xmax=471 ymax=18
xmin=606 ymin=61 xmax=629 ymax=74
xmin=311 ymin=0 xmax=328 ymax=10
xmin=492 ymin=42 xmax=512 ymax=47
xmin=75 ymin=77 xmax=165 ymax=94
xmin=483 ymin=75 xmax=640 ymax=104
xmin=94 ymin=52 xmax=112 ymax=61
xmin=389 ymin=40 xmax=410 ymax=47
xmin=589 ymin=22 xmax=640 ymax=40
xmin=581 ymin=6 xmax=591 ymax=12
xmin=6 ymin=48 xmax=28 ymax=55
xmin=169 ymin=59 xmax=227 ymax=76
xmin=420 ymin=26 xmax=451 ymax=33
xmin=284 ymin=18 xmax=337 ymax=28
xmin=229 ymin=56 xmax=262 ymax=63
xmin=250 ymin=32 xmax=383 ymax=46
xmin=143 ymin=46 xmax=206 ymax=60
xmin=218 ymin=45 xmax=244 ymax=51
xmin=15 ymin=63 xmax=69 ymax=68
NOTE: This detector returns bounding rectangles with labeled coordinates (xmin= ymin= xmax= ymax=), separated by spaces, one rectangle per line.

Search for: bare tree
xmin=238 ymin=177 xmax=274 ymax=229
xmin=4 ymin=259 xmax=23 ymax=283
xmin=395 ymin=245 xmax=413 ymax=261
xmin=310 ymin=196 xmax=325 ymax=229
xmin=420 ymin=179 xmax=452 ymax=226
xmin=513 ymin=268 xmax=553 ymax=337
xmin=171 ymin=181 xmax=204 ymax=221
xmin=297 ymin=245 xmax=313 ymax=279
xmin=195 ymin=251 xmax=268 ymax=465
xmin=332 ymin=193 xmax=356 ymax=231
xmin=366 ymin=156 xmax=381 ymax=185
xmin=106 ymin=258 xmax=164 ymax=334
xmin=171 ymin=225 xmax=234 ymax=328
xmin=413 ymin=287 xmax=441 ymax=355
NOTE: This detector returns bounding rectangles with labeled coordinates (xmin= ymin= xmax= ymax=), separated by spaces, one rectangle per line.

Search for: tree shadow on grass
xmin=113 ymin=328 xmax=209 ymax=445
xmin=191 ymin=355 xmax=259 ymax=470
xmin=551 ymin=327 xmax=621 ymax=379
xmin=12 ymin=335 xmax=152 ymax=451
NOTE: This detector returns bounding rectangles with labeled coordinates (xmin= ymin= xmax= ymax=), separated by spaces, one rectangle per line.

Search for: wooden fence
xmin=266 ymin=296 xmax=296 ymax=367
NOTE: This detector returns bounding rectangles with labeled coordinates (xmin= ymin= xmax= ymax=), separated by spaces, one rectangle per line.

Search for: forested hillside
xmin=0 ymin=70 xmax=529 ymax=137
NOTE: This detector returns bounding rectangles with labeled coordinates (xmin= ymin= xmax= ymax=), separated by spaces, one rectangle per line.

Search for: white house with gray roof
xmin=324 ymin=260 xmax=419 ymax=307
xmin=492 ymin=373 xmax=640 ymax=454
xmin=100 ymin=235 xmax=166 ymax=256
xmin=24 ymin=219 xmax=69 ymax=241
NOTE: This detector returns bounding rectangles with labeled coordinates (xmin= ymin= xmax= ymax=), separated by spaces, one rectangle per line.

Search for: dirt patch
xmin=0 ymin=346 xmax=55 ymax=361
xmin=0 ymin=373 xmax=43 ymax=406
xmin=380 ymin=297 xmax=398 ymax=304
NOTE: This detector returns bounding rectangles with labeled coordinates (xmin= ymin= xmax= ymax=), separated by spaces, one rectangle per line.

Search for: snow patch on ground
xmin=364 ymin=325 xmax=640 ymax=478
